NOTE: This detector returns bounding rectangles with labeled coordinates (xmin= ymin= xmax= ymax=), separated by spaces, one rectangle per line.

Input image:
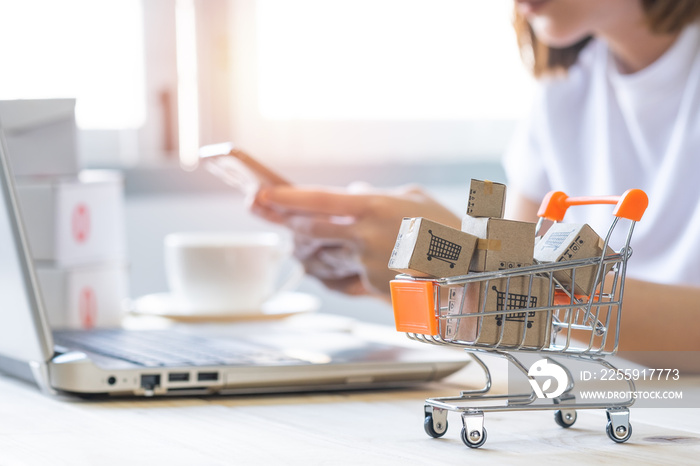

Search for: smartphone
xmin=198 ymin=142 xmax=291 ymax=193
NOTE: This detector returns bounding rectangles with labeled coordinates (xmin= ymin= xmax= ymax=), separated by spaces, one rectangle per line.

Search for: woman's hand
xmin=250 ymin=183 xmax=461 ymax=299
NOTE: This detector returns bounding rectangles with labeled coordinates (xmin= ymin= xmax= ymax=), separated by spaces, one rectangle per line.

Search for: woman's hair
xmin=513 ymin=0 xmax=700 ymax=77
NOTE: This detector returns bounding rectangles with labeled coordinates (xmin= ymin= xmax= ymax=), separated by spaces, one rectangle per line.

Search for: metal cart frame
xmin=390 ymin=189 xmax=649 ymax=448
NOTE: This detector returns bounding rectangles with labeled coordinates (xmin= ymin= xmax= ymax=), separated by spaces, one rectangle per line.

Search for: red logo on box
xmin=79 ymin=286 xmax=97 ymax=329
xmin=72 ymin=203 xmax=90 ymax=244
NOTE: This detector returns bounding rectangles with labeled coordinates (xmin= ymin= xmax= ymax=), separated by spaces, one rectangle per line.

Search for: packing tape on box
xmin=484 ymin=179 xmax=493 ymax=195
xmin=597 ymin=237 xmax=605 ymax=250
xmin=476 ymin=238 xmax=502 ymax=251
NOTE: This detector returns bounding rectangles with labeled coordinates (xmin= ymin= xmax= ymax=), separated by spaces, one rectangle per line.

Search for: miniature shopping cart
xmin=390 ymin=189 xmax=648 ymax=448
xmin=427 ymin=229 xmax=461 ymax=268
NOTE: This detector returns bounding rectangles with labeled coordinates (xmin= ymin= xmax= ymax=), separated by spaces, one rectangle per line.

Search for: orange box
xmin=390 ymin=280 xmax=437 ymax=335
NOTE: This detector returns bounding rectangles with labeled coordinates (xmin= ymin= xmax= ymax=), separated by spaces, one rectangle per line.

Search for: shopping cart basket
xmin=390 ymin=189 xmax=648 ymax=448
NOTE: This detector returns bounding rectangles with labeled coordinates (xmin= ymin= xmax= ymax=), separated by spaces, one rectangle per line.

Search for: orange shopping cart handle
xmin=537 ymin=189 xmax=648 ymax=222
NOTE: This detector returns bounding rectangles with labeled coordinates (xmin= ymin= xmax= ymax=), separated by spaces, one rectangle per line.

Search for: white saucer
xmin=128 ymin=291 xmax=320 ymax=322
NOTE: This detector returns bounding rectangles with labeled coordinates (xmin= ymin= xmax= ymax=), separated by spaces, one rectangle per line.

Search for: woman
xmin=253 ymin=0 xmax=700 ymax=364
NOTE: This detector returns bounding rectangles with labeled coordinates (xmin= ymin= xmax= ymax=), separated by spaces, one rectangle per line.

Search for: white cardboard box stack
xmin=0 ymin=99 xmax=128 ymax=329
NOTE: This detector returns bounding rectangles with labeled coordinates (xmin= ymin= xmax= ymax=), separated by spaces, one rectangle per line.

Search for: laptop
xmin=0 ymin=121 xmax=467 ymax=398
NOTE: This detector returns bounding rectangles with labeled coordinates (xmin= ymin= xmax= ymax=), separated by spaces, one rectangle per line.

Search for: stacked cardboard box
xmin=460 ymin=179 xmax=536 ymax=272
xmin=466 ymin=179 xmax=506 ymax=218
xmin=534 ymin=223 xmax=615 ymax=295
xmin=0 ymin=99 xmax=128 ymax=329
xmin=452 ymin=179 xmax=548 ymax=348
xmin=462 ymin=216 xmax=536 ymax=272
xmin=0 ymin=99 xmax=79 ymax=177
xmin=388 ymin=217 xmax=478 ymax=278
xmin=443 ymin=276 xmax=552 ymax=348
xmin=388 ymin=179 xmax=550 ymax=348
xmin=389 ymin=179 xmax=619 ymax=350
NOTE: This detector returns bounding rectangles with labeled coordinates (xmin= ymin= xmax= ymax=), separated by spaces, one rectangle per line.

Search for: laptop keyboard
xmin=53 ymin=329 xmax=304 ymax=367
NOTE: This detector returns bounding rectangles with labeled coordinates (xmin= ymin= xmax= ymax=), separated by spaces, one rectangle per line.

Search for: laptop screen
xmin=0 ymin=121 xmax=53 ymax=364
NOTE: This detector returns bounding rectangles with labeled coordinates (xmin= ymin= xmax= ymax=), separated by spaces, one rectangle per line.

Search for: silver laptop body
xmin=0 ymin=121 xmax=466 ymax=398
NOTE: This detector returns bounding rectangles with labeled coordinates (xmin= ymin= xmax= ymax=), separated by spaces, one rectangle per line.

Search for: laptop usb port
xmin=168 ymin=372 xmax=190 ymax=382
xmin=197 ymin=372 xmax=218 ymax=382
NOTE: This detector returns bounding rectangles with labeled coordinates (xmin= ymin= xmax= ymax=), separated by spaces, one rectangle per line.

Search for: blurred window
xmin=0 ymin=0 xmax=535 ymax=167
xmin=0 ymin=0 xmax=145 ymax=130
xmin=221 ymin=0 xmax=535 ymax=165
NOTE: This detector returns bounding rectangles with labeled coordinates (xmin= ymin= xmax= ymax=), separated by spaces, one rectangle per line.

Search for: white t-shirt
xmin=504 ymin=22 xmax=700 ymax=286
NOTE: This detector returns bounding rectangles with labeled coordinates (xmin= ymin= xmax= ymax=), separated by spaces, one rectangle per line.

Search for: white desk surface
xmin=1 ymin=324 xmax=699 ymax=466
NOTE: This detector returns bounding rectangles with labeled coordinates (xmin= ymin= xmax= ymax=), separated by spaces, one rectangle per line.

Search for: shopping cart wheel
xmin=424 ymin=414 xmax=448 ymax=438
xmin=460 ymin=426 xmax=487 ymax=448
xmin=554 ymin=409 xmax=577 ymax=428
xmin=606 ymin=421 xmax=632 ymax=443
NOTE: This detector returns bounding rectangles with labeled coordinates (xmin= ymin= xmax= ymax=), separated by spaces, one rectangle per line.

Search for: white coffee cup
xmin=164 ymin=232 xmax=302 ymax=314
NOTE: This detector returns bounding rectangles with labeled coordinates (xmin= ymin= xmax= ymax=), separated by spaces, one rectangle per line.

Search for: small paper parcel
xmin=389 ymin=218 xmax=478 ymax=278
xmin=534 ymin=223 xmax=615 ymax=296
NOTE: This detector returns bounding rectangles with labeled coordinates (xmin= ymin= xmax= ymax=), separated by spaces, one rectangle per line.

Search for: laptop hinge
xmin=29 ymin=360 xmax=57 ymax=396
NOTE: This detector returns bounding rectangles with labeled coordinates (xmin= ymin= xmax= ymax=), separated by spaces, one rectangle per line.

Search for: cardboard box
xmin=36 ymin=263 xmax=128 ymax=329
xmin=0 ymin=99 xmax=79 ymax=177
xmin=443 ymin=276 xmax=552 ymax=348
xmin=15 ymin=170 xmax=126 ymax=267
xmin=466 ymin=179 xmax=506 ymax=218
xmin=461 ymin=216 xmax=536 ymax=272
xmin=534 ymin=223 xmax=615 ymax=296
xmin=389 ymin=218 xmax=478 ymax=278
